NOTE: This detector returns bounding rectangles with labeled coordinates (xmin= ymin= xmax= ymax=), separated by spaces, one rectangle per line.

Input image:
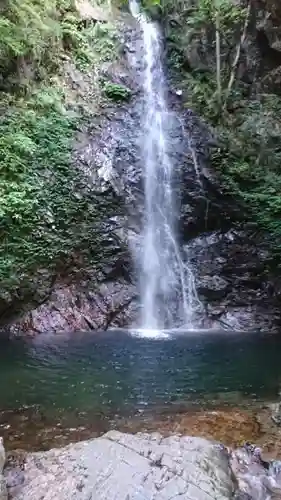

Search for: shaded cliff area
xmin=162 ymin=0 xmax=281 ymax=330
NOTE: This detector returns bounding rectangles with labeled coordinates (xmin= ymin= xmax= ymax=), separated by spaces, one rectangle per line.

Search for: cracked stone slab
xmin=6 ymin=431 xmax=234 ymax=499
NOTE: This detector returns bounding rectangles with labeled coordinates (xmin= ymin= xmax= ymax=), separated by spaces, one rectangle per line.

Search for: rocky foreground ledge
xmin=1 ymin=431 xmax=281 ymax=499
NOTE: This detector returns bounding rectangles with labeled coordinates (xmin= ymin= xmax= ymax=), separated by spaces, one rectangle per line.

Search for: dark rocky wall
xmin=5 ymin=4 xmax=281 ymax=336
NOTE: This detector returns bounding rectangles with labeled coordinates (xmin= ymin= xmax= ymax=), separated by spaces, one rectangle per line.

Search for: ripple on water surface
xmin=1 ymin=329 xmax=281 ymax=450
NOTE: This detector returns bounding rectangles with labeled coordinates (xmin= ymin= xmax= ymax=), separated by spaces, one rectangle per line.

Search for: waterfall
xmin=129 ymin=0 xmax=202 ymax=331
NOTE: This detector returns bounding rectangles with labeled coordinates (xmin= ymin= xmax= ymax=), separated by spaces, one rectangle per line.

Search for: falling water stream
xmin=129 ymin=1 xmax=201 ymax=331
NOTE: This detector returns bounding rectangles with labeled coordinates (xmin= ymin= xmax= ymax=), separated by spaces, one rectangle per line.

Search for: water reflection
xmin=1 ymin=329 xmax=281 ymax=450
xmin=0 ymin=330 xmax=281 ymax=416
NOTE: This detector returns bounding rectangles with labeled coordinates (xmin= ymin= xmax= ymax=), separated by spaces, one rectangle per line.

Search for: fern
xmin=0 ymin=0 xmax=120 ymax=304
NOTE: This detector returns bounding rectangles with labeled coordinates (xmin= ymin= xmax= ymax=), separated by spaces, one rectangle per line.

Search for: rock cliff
xmin=4 ymin=0 xmax=281 ymax=335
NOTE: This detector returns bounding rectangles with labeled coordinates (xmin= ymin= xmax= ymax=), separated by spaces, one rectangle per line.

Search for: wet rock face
xmin=9 ymin=281 xmax=138 ymax=337
xmin=188 ymin=231 xmax=280 ymax=331
xmin=6 ymin=11 xmax=281 ymax=335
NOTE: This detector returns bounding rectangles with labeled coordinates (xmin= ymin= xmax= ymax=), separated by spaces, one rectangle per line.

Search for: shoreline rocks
xmin=4 ymin=430 xmax=281 ymax=499
xmin=5 ymin=431 xmax=234 ymax=500
xmin=0 ymin=439 xmax=7 ymax=500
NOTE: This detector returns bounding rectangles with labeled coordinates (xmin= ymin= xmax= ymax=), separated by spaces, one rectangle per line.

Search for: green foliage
xmin=164 ymin=0 xmax=247 ymax=104
xmin=165 ymin=0 xmax=281 ymax=242
xmin=0 ymin=0 xmax=118 ymax=85
xmin=89 ymin=22 xmax=118 ymax=64
xmin=143 ymin=0 xmax=161 ymax=6
xmin=185 ymin=73 xmax=281 ymax=238
xmin=182 ymin=72 xmax=223 ymax=120
xmin=0 ymin=87 xmax=119 ymax=298
xmin=102 ymin=81 xmax=132 ymax=101
xmin=0 ymin=0 xmax=66 ymax=79
xmin=141 ymin=0 xmax=163 ymax=15
xmin=0 ymin=0 xmax=121 ymax=306
xmin=0 ymin=0 xmax=59 ymax=59
xmin=185 ymin=0 xmax=246 ymax=30
xmin=218 ymin=95 xmax=281 ymax=238
xmin=61 ymin=16 xmax=118 ymax=70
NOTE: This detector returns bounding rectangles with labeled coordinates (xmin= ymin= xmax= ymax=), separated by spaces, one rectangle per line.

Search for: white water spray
xmin=129 ymin=0 xmax=202 ymax=331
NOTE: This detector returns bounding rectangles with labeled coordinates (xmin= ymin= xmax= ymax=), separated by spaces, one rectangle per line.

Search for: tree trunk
xmin=224 ymin=1 xmax=251 ymax=110
xmin=215 ymin=10 xmax=222 ymax=107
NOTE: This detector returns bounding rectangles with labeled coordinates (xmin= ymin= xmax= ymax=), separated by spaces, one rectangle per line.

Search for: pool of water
xmin=1 ymin=329 xmax=281 ymax=449
xmin=2 ymin=329 xmax=281 ymax=412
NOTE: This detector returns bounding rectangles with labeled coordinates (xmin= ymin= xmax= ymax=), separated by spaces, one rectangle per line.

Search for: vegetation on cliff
xmin=163 ymin=0 xmax=281 ymax=242
xmin=0 ymin=0 xmax=121 ymax=316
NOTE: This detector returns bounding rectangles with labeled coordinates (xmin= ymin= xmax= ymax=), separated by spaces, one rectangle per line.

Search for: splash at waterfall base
xmin=3 ymin=8 xmax=281 ymax=337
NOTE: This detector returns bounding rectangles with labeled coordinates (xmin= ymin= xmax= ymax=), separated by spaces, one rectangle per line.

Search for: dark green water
xmin=1 ymin=329 xmax=281 ymax=450
xmin=1 ymin=329 xmax=281 ymax=415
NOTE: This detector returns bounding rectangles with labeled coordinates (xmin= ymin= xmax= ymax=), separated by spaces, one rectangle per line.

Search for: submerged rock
xmin=6 ymin=431 xmax=233 ymax=500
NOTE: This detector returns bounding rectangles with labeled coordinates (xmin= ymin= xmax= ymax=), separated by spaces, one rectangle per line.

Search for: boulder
xmin=7 ymin=431 xmax=233 ymax=499
xmin=230 ymin=444 xmax=281 ymax=499
xmin=0 ymin=439 xmax=7 ymax=500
